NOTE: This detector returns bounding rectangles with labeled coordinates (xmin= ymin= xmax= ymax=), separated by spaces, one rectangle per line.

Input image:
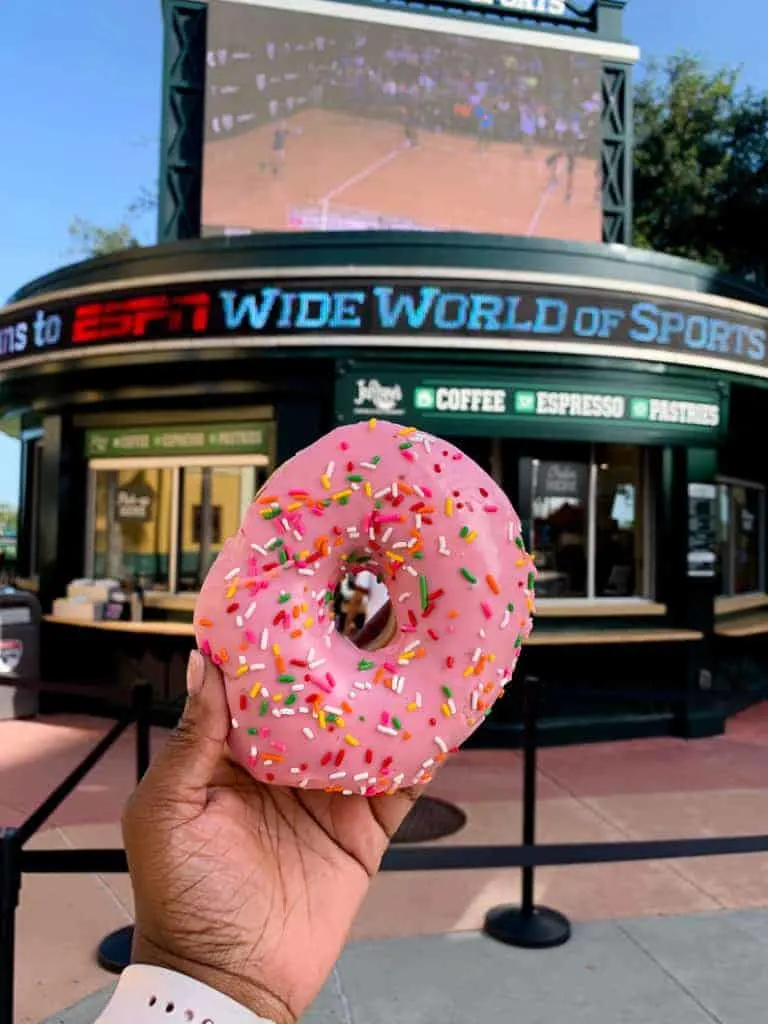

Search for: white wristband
xmin=94 ymin=964 xmax=277 ymax=1024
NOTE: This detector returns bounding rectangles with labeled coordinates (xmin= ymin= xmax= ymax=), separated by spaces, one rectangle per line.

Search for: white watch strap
xmin=95 ymin=964 xmax=277 ymax=1024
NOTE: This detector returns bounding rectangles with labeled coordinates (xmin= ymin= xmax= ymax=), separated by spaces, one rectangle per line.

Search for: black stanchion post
xmin=134 ymin=680 xmax=152 ymax=782
xmin=98 ymin=682 xmax=152 ymax=975
xmin=484 ymin=675 xmax=572 ymax=949
xmin=0 ymin=828 xmax=21 ymax=1024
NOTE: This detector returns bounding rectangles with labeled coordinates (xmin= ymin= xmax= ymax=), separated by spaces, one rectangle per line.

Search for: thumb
xmin=141 ymin=652 xmax=230 ymax=808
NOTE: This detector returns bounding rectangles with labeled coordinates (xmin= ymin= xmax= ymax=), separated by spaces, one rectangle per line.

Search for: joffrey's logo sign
xmin=354 ymin=379 xmax=404 ymax=414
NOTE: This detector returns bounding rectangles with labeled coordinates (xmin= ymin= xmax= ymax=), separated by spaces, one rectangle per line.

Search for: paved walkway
xmin=4 ymin=703 xmax=768 ymax=1021
xmin=44 ymin=910 xmax=768 ymax=1024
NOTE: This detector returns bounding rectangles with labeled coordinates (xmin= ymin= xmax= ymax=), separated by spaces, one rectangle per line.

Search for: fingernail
xmin=187 ymin=650 xmax=205 ymax=696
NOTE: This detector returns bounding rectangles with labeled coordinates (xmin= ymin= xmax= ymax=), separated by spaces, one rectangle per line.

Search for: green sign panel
xmin=337 ymin=369 xmax=724 ymax=440
xmin=86 ymin=422 xmax=274 ymax=458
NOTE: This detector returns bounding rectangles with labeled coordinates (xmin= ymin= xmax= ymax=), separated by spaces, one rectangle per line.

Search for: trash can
xmin=0 ymin=587 xmax=41 ymax=720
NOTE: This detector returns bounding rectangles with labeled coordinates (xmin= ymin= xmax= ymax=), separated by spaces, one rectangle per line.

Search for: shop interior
xmin=420 ymin=432 xmax=764 ymax=609
xmin=85 ymin=456 xmax=270 ymax=600
xmin=446 ymin=436 xmax=655 ymax=604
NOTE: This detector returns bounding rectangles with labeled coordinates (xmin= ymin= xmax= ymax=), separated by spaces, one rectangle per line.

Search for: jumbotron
xmin=466 ymin=0 xmax=568 ymax=17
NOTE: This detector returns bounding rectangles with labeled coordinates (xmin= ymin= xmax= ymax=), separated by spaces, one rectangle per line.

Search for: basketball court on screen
xmin=202 ymin=108 xmax=600 ymax=240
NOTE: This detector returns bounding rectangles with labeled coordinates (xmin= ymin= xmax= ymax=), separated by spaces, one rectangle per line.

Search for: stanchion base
xmin=483 ymin=905 xmax=571 ymax=949
xmin=391 ymin=796 xmax=467 ymax=844
xmin=97 ymin=925 xmax=135 ymax=974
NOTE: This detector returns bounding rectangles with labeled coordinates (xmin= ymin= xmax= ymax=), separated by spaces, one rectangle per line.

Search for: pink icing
xmin=194 ymin=420 xmax=535 ymax=795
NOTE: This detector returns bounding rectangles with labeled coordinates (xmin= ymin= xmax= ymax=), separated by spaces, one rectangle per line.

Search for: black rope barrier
xmin=16 ymin=716 xmax=132 ymax=848
xmin=0 ymin=828 xmax=20 ymax=1024
xmin=21 ymin=848 xmax=129 ymax=874
xmin=18 ymin=829 xmax=768 ymax=876
xmin=542 ymin=684 xmax=692 ymax=705
xmin=0 ymin=681 xmax=152 ymax=1024
xmin=385 ymin=831 xmax=768 ymax=869
xmin=96 ymin=681 xmax=153 ymax=975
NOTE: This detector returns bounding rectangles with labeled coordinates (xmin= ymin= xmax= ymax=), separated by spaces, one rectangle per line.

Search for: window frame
xmin=716 ymin=475 xmax=766 ymax=597
xmin=527 ymin=442 xmax=654 ymax=605
xmin=85 ymin=454 xmax=270 ymax=594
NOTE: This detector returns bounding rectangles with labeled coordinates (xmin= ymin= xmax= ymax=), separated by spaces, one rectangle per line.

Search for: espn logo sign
xmin=72 ymin=293 xmax=212 ymax=344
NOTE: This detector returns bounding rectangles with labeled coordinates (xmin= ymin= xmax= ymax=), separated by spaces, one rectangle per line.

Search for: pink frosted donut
xmin=194 ymin=420 xmax=535 ymax=795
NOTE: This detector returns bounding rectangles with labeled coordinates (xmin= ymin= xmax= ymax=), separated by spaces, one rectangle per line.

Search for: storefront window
xmin=89 ymin=461 xmax=269 ymax=593
xmin=92 ymin=468 xmax=173 ymax=589
xmin=717 ymin=480 xmax=764 ymax=595
xmin=529 ymin=460 xmax=589 ymax=597
xmin=595 ymin=445 xmax=645 ymax=598
xmin=177 ymin=465 xmax=262 ymax=591
xmin=520 ymin=443 xmax=649 ymax=600
xmin=86 ymin=420 xmax=273 ymax=594
xmin=715 ymin=485 xmax=730 ymax=596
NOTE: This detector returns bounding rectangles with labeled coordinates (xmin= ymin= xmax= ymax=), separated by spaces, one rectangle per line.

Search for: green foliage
xmin=67 ymin=186 xmax=158 ymax=259
xmin=67 ymin=218 xmax=142 ymax=257
xmin=634 ymin=53 xmax=768 ymax=280
xmin=0 ymin=503 xmax=17 ymax=560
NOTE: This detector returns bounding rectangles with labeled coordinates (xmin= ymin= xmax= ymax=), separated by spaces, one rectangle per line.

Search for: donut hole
xmin=332 ymin=566 xmax=395 ymax=652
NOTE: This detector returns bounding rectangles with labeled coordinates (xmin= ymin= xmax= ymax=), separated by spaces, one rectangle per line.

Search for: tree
xmin=67 ymin=185 xmax=157 ymax=259
xmin=68 ymin=217 xmax=142 ymax=257
xmin=633 ymin=53 xmax=768 ymax=280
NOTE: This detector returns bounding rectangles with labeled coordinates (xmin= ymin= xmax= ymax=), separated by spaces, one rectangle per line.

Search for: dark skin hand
xmin=123 ymin=646 xmax=418 ymax=1024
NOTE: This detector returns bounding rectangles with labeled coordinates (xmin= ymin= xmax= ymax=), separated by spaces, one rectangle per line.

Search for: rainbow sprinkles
xmin=194 ymin=419 xmax=535 ymax=795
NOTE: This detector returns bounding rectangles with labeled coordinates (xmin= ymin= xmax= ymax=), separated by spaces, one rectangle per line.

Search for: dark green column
xmin=657 ymin=446 xmax=687 ymax=621
xmin=274 ymin=393 xmax=328 ymax=467
xmin=37 ymin=415 xmax=86 ymax=613
xmin=685 ymin=448 xmax=718 ymax=637
xmin=680 ymin=447 xmax=719 ymax=737
xmin=16 ymin=437 xmax=35 ymax=578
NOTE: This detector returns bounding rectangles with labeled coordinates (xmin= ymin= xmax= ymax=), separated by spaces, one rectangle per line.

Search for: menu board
xmin=535 ymin=461 xmax=589 ymax=501
xmin=115 ymin=482 xmax=155 ymax=523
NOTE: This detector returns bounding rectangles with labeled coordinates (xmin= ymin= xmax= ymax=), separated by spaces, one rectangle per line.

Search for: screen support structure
xmin=602 ymin=57 xmax=632 ymax=244
xmin=158 ymin=0 xmax=207 ymax=243
xmin=157 ymin=0 xmax=632 ymax=245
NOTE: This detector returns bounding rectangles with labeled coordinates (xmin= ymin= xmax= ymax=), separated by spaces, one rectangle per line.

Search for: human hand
xmin=123 ymin=652 xmax=419 ymax=1024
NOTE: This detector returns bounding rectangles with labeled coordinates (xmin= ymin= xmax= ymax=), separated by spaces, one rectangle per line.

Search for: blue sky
xmin=0 ymin=0 xmax=766 ymax=506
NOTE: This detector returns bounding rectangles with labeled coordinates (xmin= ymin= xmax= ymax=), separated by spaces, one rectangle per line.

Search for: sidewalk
xmin=5 ymin=703 xmax=768 ymax=1022
xmin=45 ymin=910 xmax=768 ymax=1024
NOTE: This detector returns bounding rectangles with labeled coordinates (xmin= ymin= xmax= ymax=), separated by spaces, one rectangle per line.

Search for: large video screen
xmin=202 ymin=0 xmax=603 ymax=241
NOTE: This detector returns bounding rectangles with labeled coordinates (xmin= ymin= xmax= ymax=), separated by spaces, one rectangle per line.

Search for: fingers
xmin=134 ymin=653 xmax=231 ymax=813
xmin=369 ymin=785 xmax=423 ymax=840
xmin=369 ymin=758 xmax=444 ymax=840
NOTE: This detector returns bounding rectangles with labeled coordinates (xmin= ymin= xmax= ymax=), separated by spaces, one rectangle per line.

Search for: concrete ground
xmin=5 ymin=703 xmax=768 ymax=1022
xmin=44 ymin=910 xmax=768 ymax=1024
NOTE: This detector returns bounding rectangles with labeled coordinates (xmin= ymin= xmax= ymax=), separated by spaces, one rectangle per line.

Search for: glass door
xmin=177 ymin=464 xmax=268 ymax=592
xmin=732 ymin=484 xmax=762 ymax=594
xmin=594 ymin=444 xmax=645 ymax=597
xmin=91 ymin=467 xmax=174 ymax=590
xmin=87 ymin=455 xmax=271 ymax=594
xmin=520 ymin=456 xmax=590 ymax=598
